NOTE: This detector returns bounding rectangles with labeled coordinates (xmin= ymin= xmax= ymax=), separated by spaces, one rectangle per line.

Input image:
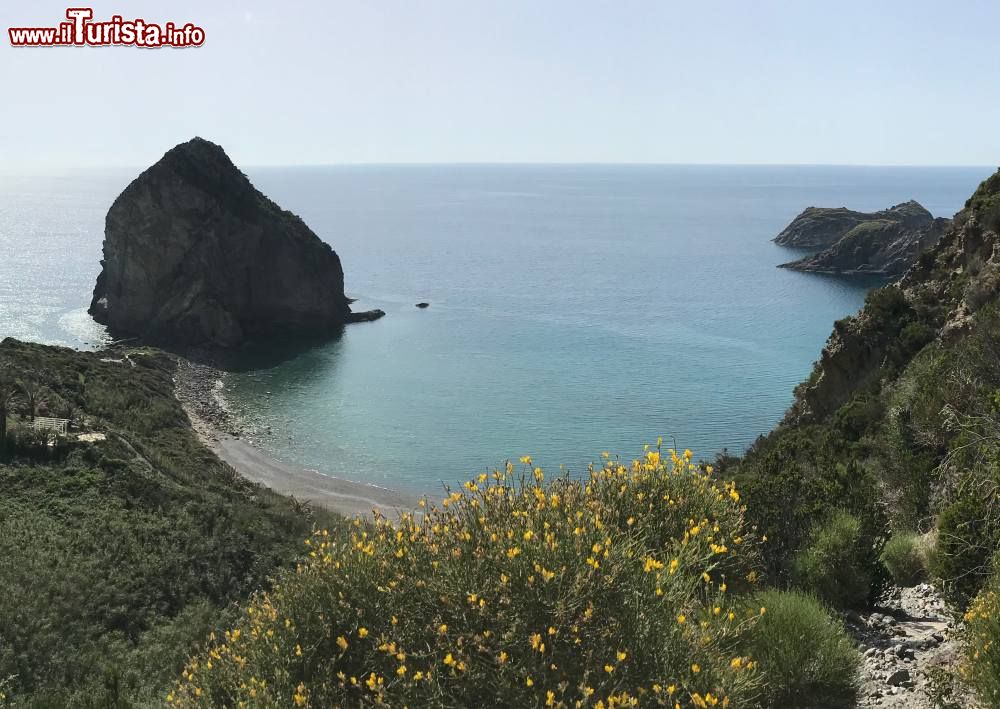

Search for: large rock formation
xmin=778 ymin=215 xmax=951 ymax=277
xmin=89 ymin=137 xmax=382 ymax=348
xmin=773 ymin=200 xmax=935 ymax=249
xmin=774 ymin=200 xmax=947 ymax=276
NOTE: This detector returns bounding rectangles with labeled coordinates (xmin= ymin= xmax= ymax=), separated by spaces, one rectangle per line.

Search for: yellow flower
xmin=358 ymin=627 xmax=368 ymax=638
xmin=526 ymin=676 xmax=534 ymax=687
xmin=498 ymin=651 xmax=509 ymax=664
xmin=443 ymin=653 xmax=456 ymax=666
xmin=336 ymin=636 xmax=348 ymax=651
xmin=616 ymin=650 xmax=627 ymax=661
xmin=604 ymin=664 xmax=615 ymax=674
xmin=677 ymin=614 xmax=686 ymax=624
xmin=438 ymin=624 xmax=448 ymax=634
xmin=692 ymin=663 xmax=701 ymax=673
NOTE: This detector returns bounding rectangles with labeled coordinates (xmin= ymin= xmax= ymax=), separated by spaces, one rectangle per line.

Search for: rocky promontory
xmin=774 ymin=200 xmax=948 ymax=277
xmin=89 ymin=137 xmax=382 ymax=348
xmin=773 ymin=200 xmax=935 ymax=249
xmin=779 ymin=215 xmax=950 ymax=277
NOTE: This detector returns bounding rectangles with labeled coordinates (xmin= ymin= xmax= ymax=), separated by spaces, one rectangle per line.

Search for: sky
xmin=1 ymin=0 xmax=999 ymax=171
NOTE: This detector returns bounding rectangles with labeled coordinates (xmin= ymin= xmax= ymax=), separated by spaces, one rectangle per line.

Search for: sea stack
xmin=89 ymin=137 xmax=382 ymax=348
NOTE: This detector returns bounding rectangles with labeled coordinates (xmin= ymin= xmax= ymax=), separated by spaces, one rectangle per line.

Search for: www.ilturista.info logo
xmin=8 ymin=8 xmax=205 ymax=48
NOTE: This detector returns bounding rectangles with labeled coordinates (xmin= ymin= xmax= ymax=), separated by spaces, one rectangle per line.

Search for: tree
xmin=0 ymin=372 xmax=19 ymax=455
xmin=17 ymin=378 xmax=46 ymax=422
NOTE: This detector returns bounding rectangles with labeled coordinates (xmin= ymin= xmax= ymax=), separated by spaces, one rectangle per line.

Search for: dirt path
xmin=851 ymin=584 xmax=974 ymax=708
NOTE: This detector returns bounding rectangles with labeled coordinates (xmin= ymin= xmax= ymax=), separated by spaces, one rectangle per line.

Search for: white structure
xmin=31 ymin=417 xmax=69 ymax=435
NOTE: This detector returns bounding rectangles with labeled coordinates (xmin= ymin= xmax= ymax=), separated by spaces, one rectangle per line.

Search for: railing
xmin=30 ymin=417 xmax=69 ymax=435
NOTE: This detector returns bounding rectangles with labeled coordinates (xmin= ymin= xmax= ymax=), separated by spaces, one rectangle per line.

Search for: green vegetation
xmin=736 ymin=590 xmax=859 ymax=709
xmin=880 ymin=531 xmax=932 ymax=587
xmin=791 ymin=511 xmax=871 ymax=609
xmin=162 ymin=446 xmax=872 ymax=709
xmin=168 ymin=449 xmax=769 ymax=708
xmin=0 ymin=339 xmax=334 ymax=706
xmin=963 ymin=565 xmax=1000 ymax=707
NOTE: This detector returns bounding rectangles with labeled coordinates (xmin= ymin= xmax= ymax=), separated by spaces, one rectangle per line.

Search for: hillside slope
xmin=736 ymin=168 xmax=1000 ymax=598
xmin=0 ymin=339 xmax=336 ymax=706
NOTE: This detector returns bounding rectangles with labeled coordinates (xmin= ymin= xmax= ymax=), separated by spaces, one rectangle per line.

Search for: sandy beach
xmin=210 ymin=434 xmax=420 ymax=519
xmin=172 ymin=354 xmax=421 ymax=520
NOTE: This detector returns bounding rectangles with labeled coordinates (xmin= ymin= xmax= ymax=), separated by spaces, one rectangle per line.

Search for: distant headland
xmin=774 ymin=200 xmax=950 ymax=276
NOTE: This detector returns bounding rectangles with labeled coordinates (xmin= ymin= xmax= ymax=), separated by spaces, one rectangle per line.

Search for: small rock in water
xmin=416 ymin=302 xmax=430 ymax=309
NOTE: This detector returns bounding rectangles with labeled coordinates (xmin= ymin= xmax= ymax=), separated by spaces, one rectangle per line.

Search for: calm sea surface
xmin=0 ymin=165 xmax=990 ymax=493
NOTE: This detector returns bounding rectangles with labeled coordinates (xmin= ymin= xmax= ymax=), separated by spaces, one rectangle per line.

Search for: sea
xmin=0 ymin=165 xmax=991 ymax=494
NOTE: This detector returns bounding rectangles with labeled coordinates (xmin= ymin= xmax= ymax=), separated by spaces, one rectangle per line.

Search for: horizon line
xmin=2 ymin=160 xmax=996 ymax=177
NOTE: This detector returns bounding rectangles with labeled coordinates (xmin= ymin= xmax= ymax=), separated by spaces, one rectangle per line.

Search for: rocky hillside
xmin=778 ymin=216 xmax=950 ymax=277
xmin=786 ymin=188 xmax=1000 ymax=425
xmin=90 ymin=137 xmax=382 ymax=348
xmin=731 ymin=170 xmax=1000 ymax=706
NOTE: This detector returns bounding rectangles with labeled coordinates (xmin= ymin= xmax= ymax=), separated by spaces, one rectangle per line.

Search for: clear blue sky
xmin=1 ymin=0 xmax=998 ymax=171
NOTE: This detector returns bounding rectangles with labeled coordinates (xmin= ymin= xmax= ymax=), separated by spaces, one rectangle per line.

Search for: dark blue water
xmin=0 ymin=165 xmax=990 ymax=492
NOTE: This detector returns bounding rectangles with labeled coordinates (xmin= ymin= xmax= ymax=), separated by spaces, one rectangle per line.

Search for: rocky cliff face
xmin=785 ymin=174 xmax=1000 ymax=425
xmin=90 ymin=137 xmax=381 ymax=348
xmin=773 ymin=200 xmax=934 ymax=249
xmin=778 ymin=216 xmax=950 ymax=276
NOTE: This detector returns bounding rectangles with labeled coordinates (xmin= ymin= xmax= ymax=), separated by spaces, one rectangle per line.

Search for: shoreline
xmin=171 ymin=354 xmax=421 ymax=520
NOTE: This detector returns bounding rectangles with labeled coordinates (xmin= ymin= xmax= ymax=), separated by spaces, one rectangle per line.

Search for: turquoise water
xmin=0 ymin=165 xmax=990 ymax=493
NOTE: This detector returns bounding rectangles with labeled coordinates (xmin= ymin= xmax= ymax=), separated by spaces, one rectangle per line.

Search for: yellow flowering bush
xmin=963 ymin=572 xmax=1000 ymax=706
xmin=169 ymin=446 xmax=765 ymax=708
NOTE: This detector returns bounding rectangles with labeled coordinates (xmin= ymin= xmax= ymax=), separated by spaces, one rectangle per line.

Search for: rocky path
xmin=850 ymin=584 xmax=974 ymax=708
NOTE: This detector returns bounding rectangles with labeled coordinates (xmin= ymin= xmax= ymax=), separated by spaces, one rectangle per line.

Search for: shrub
xmin=880 ymin=531 xmax=931 ymax=587
xmin=931 ymin=497 xmax=996 ymax=603
xmin=737 ymin=590 xmax=859 ymax=708
xmin=962 ymin=569 xmax=1000 ymax=707
xmin=736 ymin=426 xmax=885 ymax=587
xmin=791 ymin=511 xmax=872 ymax=609
xmin=168 ymin=448 xmax=766 ymax=707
